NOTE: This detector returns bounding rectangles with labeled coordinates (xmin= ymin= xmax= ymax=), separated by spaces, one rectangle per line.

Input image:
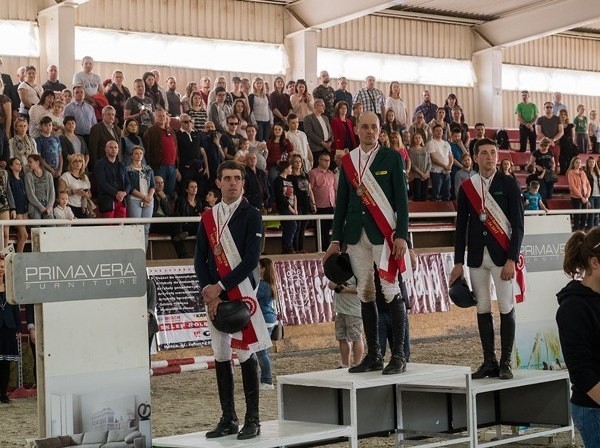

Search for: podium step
xmin=153 ymin=419 xmax=353 ymax=447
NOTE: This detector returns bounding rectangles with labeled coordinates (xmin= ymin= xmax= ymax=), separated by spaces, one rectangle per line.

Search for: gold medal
xmin=214 ymin=243 xmax=223 ymax=256
xmin=356 ymin=184 xmax=365 ymax=197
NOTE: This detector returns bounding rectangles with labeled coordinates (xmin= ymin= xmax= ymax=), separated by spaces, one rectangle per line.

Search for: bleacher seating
xmin=407 ymin=200 xmax=456 ymax=233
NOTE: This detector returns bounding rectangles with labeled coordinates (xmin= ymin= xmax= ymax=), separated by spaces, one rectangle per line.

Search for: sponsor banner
xmin=405 ymin=253 xmax=452 ymax=313
xmin=148 ymin=266 xmax=210 ymax=351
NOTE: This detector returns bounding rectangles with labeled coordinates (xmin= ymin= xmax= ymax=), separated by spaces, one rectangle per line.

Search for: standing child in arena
xmin=523 ymin=181 xmax=548 ymax=213
xmin=53 ymin=191 xmax=75 ymax=221
xmin=574 ymin=104 xmax=590 ymax=154
xmin=255 ymin=258 xmax=278 ymax=390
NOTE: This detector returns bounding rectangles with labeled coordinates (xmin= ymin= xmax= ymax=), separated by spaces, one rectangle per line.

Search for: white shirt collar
xmin=219 ymin=195 xmax=243 ymax=220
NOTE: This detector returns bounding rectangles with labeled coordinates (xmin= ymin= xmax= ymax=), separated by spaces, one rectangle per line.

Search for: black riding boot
xmin=238 ymin=354 xmax=261 ymax=439
xmin=499 ymin=308 xmax=516 ymax=380
xmin=349 ymin=301 xmax=383 ymax=373
xmin=206 ymin=361 xmax=238 ymax=438
xmin=472 ymin=313 xmax=500 ymax=379
xmin=383 ymin=294 xmax=407 ymax=375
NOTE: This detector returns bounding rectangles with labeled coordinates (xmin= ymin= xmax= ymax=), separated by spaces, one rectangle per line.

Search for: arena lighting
xmin=75 ymin=27 xmax=287 ymax=75
xmin=318 ymin=48 xmax=475 ymax=87
xmin=503 ymin=64 xmax=600 ymax=96
xmin=0 ymin=20 xmax=39 ymax=57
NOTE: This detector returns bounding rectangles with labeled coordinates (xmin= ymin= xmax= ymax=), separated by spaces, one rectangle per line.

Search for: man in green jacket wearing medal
xmin=324 ymin=111 xmax=410 ymax=375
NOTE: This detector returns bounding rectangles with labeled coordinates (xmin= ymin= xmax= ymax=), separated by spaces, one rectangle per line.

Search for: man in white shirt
xmin=72 ymin=56 xmax=102 ymax=104
xmin=427 ymin=124 xmax=453 ymax=201
xmin=286 ymin=113 xmax=312 ymax=173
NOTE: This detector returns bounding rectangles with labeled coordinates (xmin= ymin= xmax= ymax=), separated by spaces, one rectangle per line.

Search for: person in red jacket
xmin=330 ymin=101 xmax=357 ymax=167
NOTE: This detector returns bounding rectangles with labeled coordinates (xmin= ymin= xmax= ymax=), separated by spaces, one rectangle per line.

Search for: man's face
xmin=41 ymin=122 xmax=52 ymax=135
xmin=433 ymin=126 xmax=443 ymax=140
xmin=103 ymin=109 xmax=116 ymax=125
xmin=474 ymin=144 xmax=498 ymax=171
xmin=82 ymin=59 xmax=93 ymax=73
xmin=422 ymin=90 xmax=430 ymax=102
xmin=226 ymin=117 xmax=239 ymax=134
xmin=217 ymin=168 xmax=244 ymax=203
xmin=204 ymin=121 xmax=216 ymax=132
xmin=357 ymin=112 xmax=380 ymax=147
xmin=216 ymin=92 xmax=226 ymax=103
xmin=47 ymin=65 xmax=58 ymax=80
xmin=338 ymin=78 xmax=347 ymax=89
xmin=167 ymin=78 xmax=176 ymax=90
xmin=544 ymin=103 xmax=553 ymax=115
xmin=554 ymin=92 xmax=562 ymax=103
xmin=17 ymin=68 xmax=26 ymax=81
xmin=246 ymin=152 xmax=257 ymax=168
xmin=320 ymin=71 xmax=330 ymax=84
xmin=366 ymin=77 xmax=375 ymax=89
xmin=105 ymin=141 xmax=119 ymax=158
xmin=73 ymin=87 xmax=84 ymax=102
xmin=319 ymin=155 xmax=331 ymax=169
xmin=134 ymin=81 xmax=145 ymax=96
xmin=451 ymin=132 xmax=461 ymax=143
xmin=521 ymin=92 xmax=529 ymax=102
xmin=155 ymin=177 xmax=164 ymax=193
xmin=314 ymin=101 xmax=325 ymax=115
xmin=288 ymin=118 xmax=299 ymax=131
xmin=155 ymin=112 xmax=167 ymax=127
xmin=113 ymin=72 xmax=124 ymax=84
xmin=287 ymin=83 xmax=295 ymax=95
xmin=180 ymin=115 xmax=193 ymax=131
xmin=65 ymin=120 xmax=76 ymax=132
xmin=462 ymin=156 xmax=472 ymax=169
xmin=475 ymin=125 xmax=485 ymax=138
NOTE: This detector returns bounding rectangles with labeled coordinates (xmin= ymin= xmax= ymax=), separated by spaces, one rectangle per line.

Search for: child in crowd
xmin=453 ymin=153 xmax=475 ymax=199
xmin=61 ymin=88 xmax=72 ymax=105
xmin=49 ymin=100 xmax=65 ymax=136
xmin=255 ymin=257 xmax=278 ymax=390
xmin=234 ymin=138 xmax=250 ymax=163
xmin=523 ymin=180 xmax=548 ymax=213
xmin=204 ymin=189 xmax=220 ymax=210
xmin=35 ymin=116 xmax=63 ymax=179
xmin=53 ymin=191 xmax=75 ymax=221
xmin=328 ymin=275 xmax=363 ymax=369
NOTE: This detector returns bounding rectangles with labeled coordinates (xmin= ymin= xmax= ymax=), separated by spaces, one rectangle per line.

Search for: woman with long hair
xmin=248 ymin=77 xmax=272 ymax=141
xmin=58 ymin=153 xmax=91 ymax=219
xmin=499 ymin=158 xmax=516 ymax=179
xmin=585 ymin=156 xmax=600 ymax=228
xmin=269 ymin=76 xmax=292 ymax=126
xmin=186 ymin=91 xmax=208 ymax=133
xmin=143 ymin=71 xmax=165 ymax=109
xmin=232 ymin=99 xmax=250 ymax=138
xmin=389 ymin=131 xmax=411 ymax=175
xmin=408 ymin=133 xmax=430 ymax=201
xmin=181 ymin=81 xmax=198 ymax=112
xmin=105 ymin=70 xmax=131 ymax=125
xmin=556 ymin=228 xmax=600 ymax=447
xmin=443 ymin=93 xmax=463 ymax=125
xmin=382 ymin=109 xmax=400 ymax=136
xmin=408 ymin=112 xmax=431 ymax=143
xmin=0 ymin=79 xmax=12 ymax=152
xmin=330 ymin=101 xmax=357 ymax=158
xmin=7 ymin=158 xmax=28 ymax=252
xmin=289 ymin=79 xmax=313 ymax=131
xmin=255 ymin=257 xmax=278 ymax=390
xmin=288 ymin=153 xmax=316 ymax=253
xmin=559 ymin=108 xmax=578 ymax=175
xmin=266 ymin=123 xmax=294 ymax=182
xmin=121 ymin=118 xmax=145 ymax=168
xmin=28 ymin=90 xmax=55 ymax=139
xmin=378 ymin=130 xmax=390 ymax=148
xmin=24 ymin=154 xmax=54 ymax=220
xmin=9 ymin=118 xmax=37 ymax=170
xmin=386 ymin=81 xmax=408 ymax=130
xmin=567 ymin=156 xmax=591 ymax=231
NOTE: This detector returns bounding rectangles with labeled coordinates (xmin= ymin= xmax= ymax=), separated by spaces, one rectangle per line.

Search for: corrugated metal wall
xmin=502 ymin=90 xmax=600 ymax=129
xmin=318 ymin=15 xmax=474 ymax=60
xmin=0 ymin=0 xmax=46 ymax=21
xmin=75 ymin=0 xmax=284 ymax=43
xmin=1 ymin=56 xmax=41 ymax=81
xmin=504 ymin=35 xmax=600 ymax=72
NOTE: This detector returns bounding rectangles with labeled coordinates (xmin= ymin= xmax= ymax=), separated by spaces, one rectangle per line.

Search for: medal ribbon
xmin=216 ymin=203 xmax=234 ymax=249
xmin=358 ymin=145 xmax=376 ymax=187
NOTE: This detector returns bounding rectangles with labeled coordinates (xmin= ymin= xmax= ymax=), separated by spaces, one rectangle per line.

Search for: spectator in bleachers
xmin=289 ymin=79 xmax=313 ymax=131
xmin=408 ymin=133 xmax=430 ymax=202
xmin=61 ymin=88 xmax=71 ymax=106
xmin=469 ymin=122 xmax=485 ymax=159
xmin=59 ymin=116 xmax=89 ymax=169
xmin=121 ymin=118 xmax=144 ymax=168
xmin=313 ymin=70 xmax=335 ymax=120
xmin=220 ymin=115 xmax=244 ymax=161
xmin=443 ymin=93 xmax=464 ymax=125
xmin=208 ymin=76 xmax=233 ymax=106
xmin=353 ymin=75 xmax=385 ymax=121
xmin=389 ymin=131 xmax=410 ymax=175
xmin=202 ymin=121 xmax=226 ymax=191
xmin=289 ymin=153 xmax=315 ymax=253
xmin=382 ymin=109 xmax=401 ymax=136
xmin=105 ymin=70 xmax=131 ymax=126
xmin=124 ymin=79 xmax=154 ymax=136
xmin=9 ymin=118 xmax=37 ymax=170
xmin=17 ymin=66 xmax=43 ymax=118
xmin=232 ymin=99 xmax=249 ymax=138
xmin=126 ymin=146 xmax=155 ymax=247
xmin=198 ymin=76 xmax=211 ymax=108
xmin=413 ymin=89 xmax=437 ymax=123
xmin=94 ymin=140 xmax=129 ymax=218
xmin=248 ymin=77 xmax=272 ymax=142
xmin=559 ymin=108 xmax=578 ymax=175
xmin=64 ymin=85 xmax=97 ymax=144
xmin=143 ymin=109 xmax=178 ymax=199
xmin=428 ymin=108 xmax=447 ymax=141
xmin=574 ymin=104 xmax=591 ymax=154
xmin=427 ymin=124 xmax=453 ymax=201
xmin=270 ymin=76 xmax=292 ymax=127
xmin=42 ymin=65 xmax=66 ymax=93
xmin=286 ymin=80 xmax=295 ymax=96
xmin=523 ymin=180 xmax=548 ymax=213
xmin=304 ymin=99 xmax=333 ymax=168
xmin=449 ymin=128 xmax=468 ymax=199
xmin=143 ymin=71 xmax=165 ymax=110
xmin=588 ymin=109 xmax=600 ymax=154
xmin=286 ymin=114 xmax=312 ymax=173
xmin=174 ymin=179 xmax=202 ymax=258
xmin=49 ymin=99 xmax=65 ymax=136
xmin=0 ymin=162 xmax=14 ymax=246
xmin=243 ymin=151 xmax=269 ymax=213
xmin=378 ymin=130 xmax=390 ymax=148
xmin=568 ymin=156 xmax=591 ymax=231
xmin=7 ymin=158 xmax=28 ymax=252
xmin=177 ymin=113 xmax=208 ymax=194
xmin=245 ymin=124 xmax=267 ymax=173
xmin=151 ymin=70 xmax=167 ymax=104
xmin=584 ymin=157 xmax=600 ymax=228
xmin=149 ymin=175 xmax=188 ymax=254
xmin=273 ymin=160 xmax=297 ymax=254
xmin=0 ymin=79 xmax=11 ymax=153
xmin=181 ymin=81 xmax=197 ymax=113
xmin=164 ymin=76 xmax=182 ymax=118
xmin=309 ymin=151 xmax=336 ymax=249
xmin=536 ymin=101 xmax=563 ymax=150
xmin=187 ymin=91 xmax=208 ymax=132
xmin=208 ymin=87 xmax=233 ymax=134
xmin=28 ymin=90 xmax=55 ymax=139
xmin=350 ymin=101 xmax=363 ymax=128
xmin=515 ymin=90 xmax=538 ymax=153
xmin=499 ymin=158 xmax=515 ymax=179
xmin=10 ymin=67 xmax=25 ymax=117
xmin=334 ymin=77 xmax=352 ymax=118
xmin=331 ymin=101 xmax=357 ymax=161
xmin=266 ymin=123 xmax=293 ymax=183
xmin=25 ymin=154 xmax=54 ymax=219
xmin=527 ymin=137 xmax=557 ymax=202
xmin=58 ymin=153 xmax=91 ymax=219
xmin=386 ymin=81 xmax=408 ymax=130
xmin=453 ymin=153 xmax=475 ymax=199
xmin=72 ymin=56 xmax=102 ymax=103
xmin=230 ymin=77 xmax=248 ymax=113
xmin=36 ymin=116 xmax=62 ymax=179
xmin=88 ymin=105 xmax=122 ymax=171
xmin=408 ymin=112 xmax=431 ymax=143
xmin=448 ymin=107 xmax=470 ymax=146
xmin=551 ymin=91 xmax=567 ymax=116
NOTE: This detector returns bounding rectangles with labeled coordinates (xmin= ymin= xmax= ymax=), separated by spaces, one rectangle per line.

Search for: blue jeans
xmin=158 ymin=164 xmax=177 ymax=199
xmin=572 ymin=403 xmax=600 ymax=447
xmin=430 ymin=172 xmax=450 ymax=201
xmin=587 ymin=196 xmax=600 ymax=227
xmin=126 ymin=196 xmax=154 ymax=246
xmin=256 ymin=121 xmax=271 ymax=142
xmin=256 ymin=326 xmax=274 ymax=384
xmin=280 ymin=210 xmax=297 ymax=250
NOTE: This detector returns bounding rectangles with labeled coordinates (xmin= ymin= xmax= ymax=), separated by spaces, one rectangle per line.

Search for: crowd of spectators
xmin=1 ymin=55 xmax=597 ymax=253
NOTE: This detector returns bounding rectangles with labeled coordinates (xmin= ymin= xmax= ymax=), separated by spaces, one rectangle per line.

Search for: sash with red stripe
xmin=341 ymin=149 xmax=406 ymax=283
xmin=461 ymin=174 xmax=526 ymax=302
xmin=201 ymin=207 xmax=271 ymax=351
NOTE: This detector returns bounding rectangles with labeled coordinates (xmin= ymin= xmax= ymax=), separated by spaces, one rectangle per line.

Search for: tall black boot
xmin=206 ymin=361 xmax=238 ymax=438
xmin=238 ymin=354 xmax=261 ymax=440
xmin=499 ymin=308 xmax=516 ymax=380
xmin=0 ymin=361 xmax=10 ymax=403
xmin=383 ymin=294 xmax=407 ymax=375
xmin=472 ymin=313 xmax=499 ymax=379
xmin=349 ymin=301 xmax=383 ymax=373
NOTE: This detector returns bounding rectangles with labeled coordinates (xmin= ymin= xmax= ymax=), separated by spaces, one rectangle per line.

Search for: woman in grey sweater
xmin=24 ymin=154 xmax=55 ymax=220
